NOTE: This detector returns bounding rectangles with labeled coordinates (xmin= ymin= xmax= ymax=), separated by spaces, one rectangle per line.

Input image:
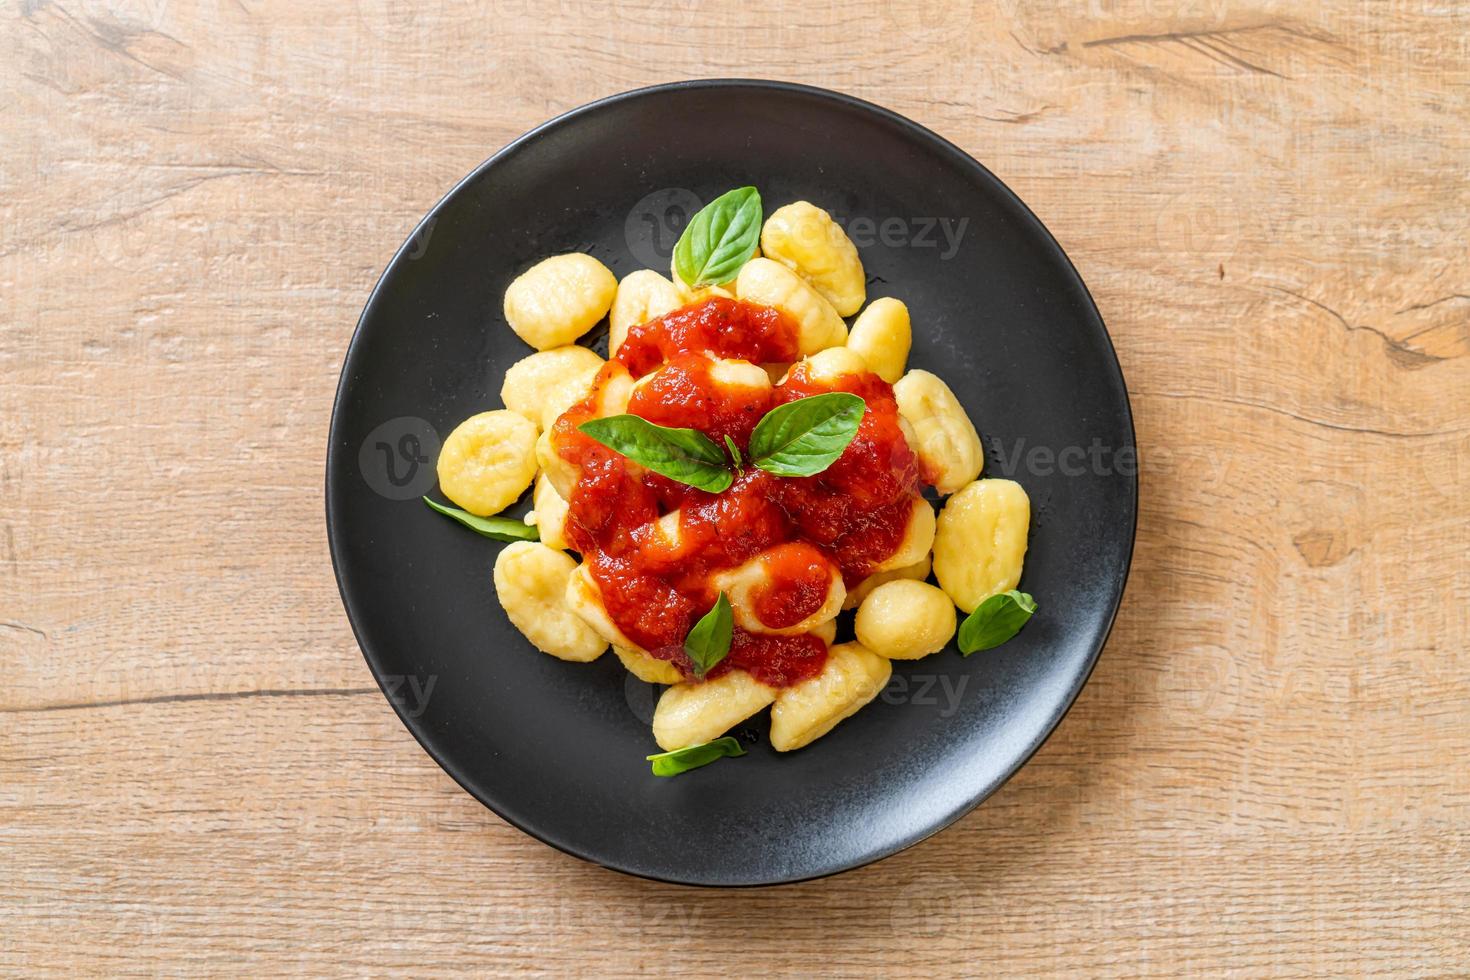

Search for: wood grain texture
xmin=3 ymin=0 xmax=1467 ymax=975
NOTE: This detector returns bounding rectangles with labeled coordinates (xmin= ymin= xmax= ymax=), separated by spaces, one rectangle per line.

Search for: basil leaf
xmin=647 ymin=736 xmax=746 ymax=777
xmin=723 ymin=434 xmax=743 ymax=469
xmin=748 ymin=392 xmax=866 ymax=478
xmin=958 ymin=590 xmax=1037 ymax=654
xmin=683 ymin=592 xmax=733 ymax=676
xmin=673 ymin=186 xmax=762 ymax=288
xmin=577 ymin=415 xmax=733 ymax=493
xmin=424 ymin=497 xmax=539 ymax=542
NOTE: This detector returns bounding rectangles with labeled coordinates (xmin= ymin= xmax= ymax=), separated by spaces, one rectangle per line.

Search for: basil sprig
xmin=577 ymin=415 xmax=734 ymax=493
xmin=578 ymin=394 xmax=865 ymax=491
xmin=673 ymin=186 xmax=762 ymax=289
xmin=958 ymin=590 xmax=1037 ymax=654
xmin=647 ymin=736 xmax=746 ymax=777
xmin=724 ymin=434 xmax=743 ymax=470
xmin=424 ymin=497 xmax=539 ymax=542
xmin=683 ymin=592 xmax=733 ymax=676
xmin=747 ymin=392 xmax=866 ymax=478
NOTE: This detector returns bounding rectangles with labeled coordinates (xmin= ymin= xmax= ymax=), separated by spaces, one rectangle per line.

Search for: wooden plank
xmin=3 ymin=0 xmax=1467 ymax=974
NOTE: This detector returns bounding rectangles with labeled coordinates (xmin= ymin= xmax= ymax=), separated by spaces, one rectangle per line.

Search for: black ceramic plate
xmin=327 ymin=80 xmax=1135 ymax=886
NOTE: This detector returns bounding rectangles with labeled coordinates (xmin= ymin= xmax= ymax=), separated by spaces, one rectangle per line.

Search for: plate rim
xmin=325 ymin=77 xmax=1138 ymax=887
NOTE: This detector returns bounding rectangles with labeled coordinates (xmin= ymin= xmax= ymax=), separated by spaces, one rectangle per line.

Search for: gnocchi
xmin=615 ymin=645 xmax=684 ymax=685
xmin=609 ymin=269 xmax=682 ymax=356
xmin=530 ymin=474 xmax=571 ymax=551
xmin=493 ymin=543 xmax=607 ymax=663
xmin=504 ymin=253 xmax=617 ymax=350
xmin=631 ymin=356 xmax=771 ymax=406
xmin=847 ymin=298 xmax=911 ymax=383
xmin=932 ymin=478 xmax=1031 ymax=613
xmin=871 ymin=497 xmax=937 ymax=572
xmin=769 ymin=643 xmax=891 ymax=752
xmin=894 ymin=369 xmax=984 ymax=494
xmin=653 ymin=669 xmax=777 ymax=751
xmin=854 ymin=579 xmax=957 ymax=660
xmin=426 ymin=183 xmax=1039 ymax=773
xmin=435 ymin=410 xmax=538 ymax=516
xmin=564 ymin=563 xmax=642 ymax=651
xmin=536 ymin=426 xmax=578 ymax=502
xmin=808 ymin=618 xmax=838 ymax=646
xmin=789 ymin=346 xmax=869 ymax=387
xmin=759 ymin=201 xmax=866 ymax=316
xmin=709 ymin=544 xmax=846 ymax=636
xmin=671 ymin=256 xmax=738 ymax=303
xmin=735 ymin=257 xmax=848 ymax=355
xmin=500 ymin=345 xmax=604 ymax=429
xmin=844 ymin=555 xmax=931 ymax=609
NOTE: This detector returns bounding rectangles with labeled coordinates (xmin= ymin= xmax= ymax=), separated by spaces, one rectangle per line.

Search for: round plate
xmin=327 ymin=80 xmax=1135 ymax=886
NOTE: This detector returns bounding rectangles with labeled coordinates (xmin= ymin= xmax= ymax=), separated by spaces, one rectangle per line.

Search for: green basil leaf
xmin=577 ymin=415 xmax=734 ymax=493
xmin=723 ymin=434 xmax=743 ymax=469
xmin=423 ymin=497 xmax=539 ymax=542
xmin=748 ymin=392 xmax=866 ymax=478
xmin=683 ymin=592 xmax=733 ymax=676
xmin=673 ymin=186 xmax=762 ymax=288
xmin=958 ymin=590 xmax=1037 ymax=654
xmin=647 ymin=736 xmax=746 ymax=777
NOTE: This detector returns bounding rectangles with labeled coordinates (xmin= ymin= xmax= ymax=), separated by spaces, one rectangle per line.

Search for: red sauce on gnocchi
xmin=552 ymin=297 xmax=922 ymax=687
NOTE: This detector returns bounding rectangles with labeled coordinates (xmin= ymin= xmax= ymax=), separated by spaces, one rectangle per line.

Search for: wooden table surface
xmin=4 ymin=0 xmax=1468 ymax=975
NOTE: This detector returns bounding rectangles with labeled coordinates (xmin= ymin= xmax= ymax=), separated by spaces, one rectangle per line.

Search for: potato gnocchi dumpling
xmin=564 ymin=563 xmax=643 ymax=652
xmin=847 ymin=297 xmax=912 ymax=383
xmin=790 ymin=345 xmax=870 ymax=386
xmin=894 ymin=369 xmax=985 ymax=494
xmin=854 ymin=579 xmax=957 ymax=660
xmin=844 ymin=555 xmax=931 ymax=609
xmin=530 ymin=475 xmax=571 ymax=551
xmin=428 ymin=185 xmax=1038 ymax=773
xmin=736 ymin=257 xmax=848 ymax=355
xmin=671 ymin=256 xmax=738 ymax=303
xmin=808 ymin=618 xmax=838 ymax=646
xmin=871 ymin=497 xmax=937 ymax=572
xmin=759 ymin=201 xmax=866 ymax=317
xmin=933 ymin=478 xmax=1031 ymax=613
xmin=539 ymin=373 xmax=601 ymax=433
xmin=535 ymin=427 xmax=578 ymax=502
xmin=769 ymin=643 xmax=891 ymax=752
xmin=436 ymin=410 xmax=538 ymax=516
xmin=615 ymin=645 xmax=684 ymax=686
xmin=709 ymin=544 xmax=846 ymax=636
xmin=504 ymin=253 xmax=617 ymax=350
xmin=493 ymin=543 xmax=607 ymax=663
xmin=500 ymin=345 xmax=605 ymax=429
xmin=630 ymin=356 xmax=772 ymax=406
xmin=609 ymin=269 xmax=683 ymax=357
xmin=653 ymin=669 xmax=777 ymax=751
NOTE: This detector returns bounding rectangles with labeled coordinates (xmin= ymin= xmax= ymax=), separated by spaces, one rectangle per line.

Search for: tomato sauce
xmin=552 ymin=297 xmax=923 ymax=688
